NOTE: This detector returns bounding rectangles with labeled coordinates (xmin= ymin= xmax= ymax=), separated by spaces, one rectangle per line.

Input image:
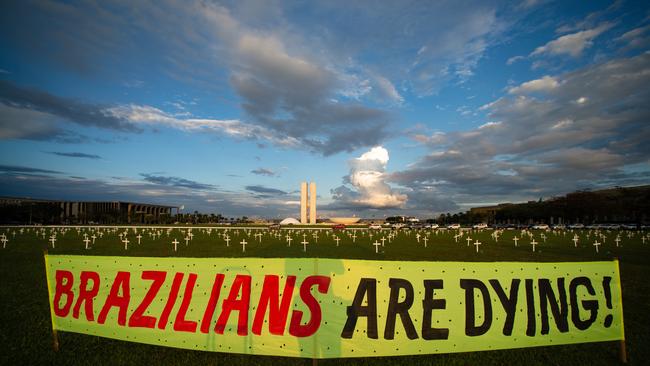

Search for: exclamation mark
xmin=602 ymin=276 xmax=613 ymax=328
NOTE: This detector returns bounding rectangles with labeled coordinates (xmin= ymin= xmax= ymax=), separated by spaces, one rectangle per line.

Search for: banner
xmin=44 ymin=255 xmax=624 ymax=358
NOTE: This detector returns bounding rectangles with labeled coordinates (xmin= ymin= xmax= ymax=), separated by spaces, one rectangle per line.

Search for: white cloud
xmin=530 ymin=23 xmax=613 ymax=58
xmin=506 ymin=55 xmax=525 ymax=65
xmin=508 ymin=75 xmax=561 ymax=94
xmin=106 ymin=104 xmax=300 ymax=147
xmin=332 ymin=146 xmax=407 ymax=209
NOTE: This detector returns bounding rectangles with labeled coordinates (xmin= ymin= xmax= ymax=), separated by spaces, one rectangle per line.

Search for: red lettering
xmin=72 ymin=271 xmax=100 ymax=321
xmin=252 ymin=275 xmax=296 ymax=335
xmin=215 ymin=275 xmax=251 ymax=335
xmin=200 ymin=273 xmax=225 ymax=334
xmin=97 ymin=271 xmax=131 ymax=325
xmin=289 ymin=275 xmax=331 ymax=337
xmin=158 ymin=272 xmax=184 ymax=329
xmin=174 ymin=273 xmax=199 ymax=332
xmin=128 ymin=271 xmax=166 ymax=328
xmin=53 ymin=270 xmax=74 ymax=317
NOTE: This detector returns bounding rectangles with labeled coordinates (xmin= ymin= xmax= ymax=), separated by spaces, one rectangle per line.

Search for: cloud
xmin=615 ymin=25 xmax=650 ymax=51
xmin=508 ymin=75 xmax=560 ymax=94
xmin=530 ymin=22 xmax=614 ymax=58
xmin=0 ymin=164 xmax=62 ymax=175
xmin=506 ymin=55 xmax=525 ymax=65
xmin=46 ymin=151 xmax=101 ymax=159
xmin=0 ymin=82 xmax=302 ymax=147
xmin=393 ymin=53 xmax=650 ymax=207
xmin=0 ymin=79 xmax=137 ymax=131
xmin=331 ymin=146 xmax=407 ymax=209
xmin=251 ymin=168 xmax=276 ymax=177
xmin=140 ymin=173 xmax=216 ymax=191
xmin=245 ymin=185 xmax=287 ymax=197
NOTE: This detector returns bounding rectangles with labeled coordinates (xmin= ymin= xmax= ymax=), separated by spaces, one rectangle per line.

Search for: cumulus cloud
xmin=393 ymin=53 xmax=650 ymax=207
xmin=331 ymin=146 xmax=407 ymax=209
xmin=530 ymin=22 xmax=613 ymax=58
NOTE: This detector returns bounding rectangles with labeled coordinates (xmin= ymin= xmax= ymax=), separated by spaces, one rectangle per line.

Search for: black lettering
xmin=570 ymin=277 xmax=598 ymax=330
xmin=461 ymin=279 xmax=492 ymax=337
xmin=489 ymin=279 xmax=519 ymax=336
xmin=539 ymin=278 xmax=568 ymax=334
xmin=341 ymin=278 xmax=378 ymax=339
xmin=385 ymin=278 xmax=418 ymax=339
xmin=525 ymin=279 xmax=535 ymax=336
xmin=422 ymin=280 xmax=449 ymax=340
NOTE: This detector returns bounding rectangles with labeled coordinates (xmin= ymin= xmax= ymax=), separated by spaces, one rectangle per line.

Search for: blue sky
xmin=1 ymin=0 xmax=649 ymax=218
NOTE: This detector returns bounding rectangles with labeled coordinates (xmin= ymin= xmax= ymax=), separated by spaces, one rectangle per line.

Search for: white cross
xmin=91 ymin=235 xmax=96 ymax=244
xmin=593 ymin=241 xmax=601 ymax=253
xmin=255 ymin=232 xmax=262 ymax=242
xmin=136 ymin=234 xmax=142 ymax=245
xmin=513 ymin=236 xmax=519 ymax=247
xmin=241 ymin=239 xmax=248 ymax=253
xmin=531 ymin=239 xmax=538 ymax=252
xmin=313 ymin=232 xmax=319 ymax=243
xmin=224 ymin=235 xmax=230 ymax=247
xmin=334 ymin=236 xmax=340 ymax=246
xmin=416 ymin=233 xmax=421 ymax=243
xmin=301 ymin=239 xmax=309 ymax=252
xmin=287 ymin=236 xmax=293 ymax=247
xmin=123 ymin=238 xmax=129 ymax=250
xmin=373 ymin=241 xmax=381 ymax=253
xmin=49 ymin=236 xmax=56 ymax=248
xmin=572 ymin=236 xmax=579 ymax=247
xmin=381 ymin=237 xmax=386 ymax=246
xmin=466 ymin=237 xmax=473 ymax=246
xmin=351 ymin=232 xmax=357 ymax=243
xmin=474 ymin=240 xmax=481 ymax=253
xmin=184 ymin=236 xmax=190 ymax=246
xmin=423 ymin=236 xmax=428 ymax=248
xmin=1 ymin=237 xmax=8 ymax=249
xmin=83 ymin=238 xmax=90 ymax=250
xmin=172 ymin=239 xmax=179 ymax=251
xmin=541 ymin=234 xmax=546 ymax=242
xmin=615 ymin=237 xmax=621 ymax=247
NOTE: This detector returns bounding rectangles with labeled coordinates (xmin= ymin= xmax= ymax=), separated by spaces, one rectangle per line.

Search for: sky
xmin=0 ymin=0 xmax=649 ymax=219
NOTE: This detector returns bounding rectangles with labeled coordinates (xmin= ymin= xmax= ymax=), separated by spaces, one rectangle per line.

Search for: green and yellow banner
xmin=44 ymin=255 xmax=624 ymax=358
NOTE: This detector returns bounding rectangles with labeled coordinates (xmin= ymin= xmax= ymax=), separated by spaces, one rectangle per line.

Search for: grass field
xmin=1 ymin=226 xmax=648 ymax=365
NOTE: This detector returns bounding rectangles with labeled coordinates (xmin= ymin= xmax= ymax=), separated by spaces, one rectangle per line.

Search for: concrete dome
xmin=329 ymin=217 xmax=361 ymax=224
xmin=280 ymin=217 xmax=301 ymax=225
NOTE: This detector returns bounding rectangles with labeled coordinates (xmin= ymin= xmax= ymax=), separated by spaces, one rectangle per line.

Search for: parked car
xmin=472 ymin=223 xmax=488 ymax=229
xmin=392 ymin=223 xmax=406 ymax=229
xmin=568 ymin=223 xmax=585 ymax=229
xmin=332 ymin=224 xmax=346 ymax=230
xmin=447 ymin=223 xmax=461 ymax=229
xmin=268 ymin=224 xmax=281 ymax=230
xmin=532 ymin=224 xmax=549 ymax=230
xmin=369 ymin=224 xmax=382 ymax=230
xmin=425 ymin=223 xmax=439 ymax=229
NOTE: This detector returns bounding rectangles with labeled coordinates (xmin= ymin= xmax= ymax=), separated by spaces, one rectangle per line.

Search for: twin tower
xmin=300 ymin=182 xmax=316 ymax=224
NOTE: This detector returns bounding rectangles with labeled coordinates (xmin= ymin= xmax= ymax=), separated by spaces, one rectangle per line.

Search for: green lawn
xmin=1 ymin=226 xmax=648 ymax=365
